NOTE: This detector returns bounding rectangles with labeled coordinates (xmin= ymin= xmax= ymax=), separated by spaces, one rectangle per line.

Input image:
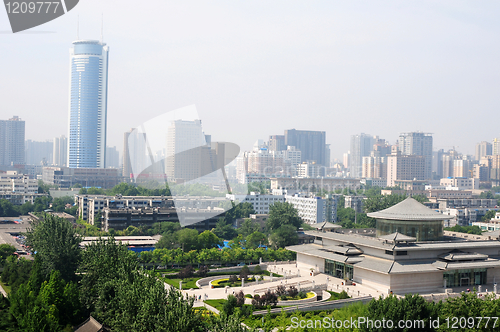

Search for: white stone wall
xmin=296 ymin=253 xmax=325 ymax=273
xmin=353 ymin=268 xmax=391 ymax=294
xmin=390 ymin=272 xmax=443 ymax=294
xmin=487 ymin=267 xmax=500 ymax=284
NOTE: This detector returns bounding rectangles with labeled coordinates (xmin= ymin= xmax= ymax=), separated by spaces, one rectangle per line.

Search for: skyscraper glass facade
xmin=68 ymin=40 xmax=109 ymax=168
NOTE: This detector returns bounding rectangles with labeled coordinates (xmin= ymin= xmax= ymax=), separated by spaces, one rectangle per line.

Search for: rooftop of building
xmin=367 ymin=197 xmax=453 ymax=221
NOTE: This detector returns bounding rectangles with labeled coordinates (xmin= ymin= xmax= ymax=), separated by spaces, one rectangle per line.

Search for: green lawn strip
xmin=243 ymin=310 xmax=338 ymax=329
xmin=162 ymin=277 xmax=200 ymax=289
xmin=261 ymin=270 xmax=283 ymax=277
xmin=207 ymin=270 xmax=283 ymax=277
xmin=325 ymin=290 xmax=350 ymax=301
xmin=155 ymin=268 xmax=181 ymax=274
xmin=0 ymin=278 xmax=11 ymax=295
xmin=204 ymin=299 xmax=226 ymax=312
xmin=211 ymin=277 xmax=260 ymax=288
xmin=279 ymin=292 xmax=315 ymax=302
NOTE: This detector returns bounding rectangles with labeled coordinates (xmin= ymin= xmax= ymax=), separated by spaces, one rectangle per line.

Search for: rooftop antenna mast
xmin=77 ymin=15 xmax=79 ymax=39
xmin=100 ymin=13 xmax=103 ymax=43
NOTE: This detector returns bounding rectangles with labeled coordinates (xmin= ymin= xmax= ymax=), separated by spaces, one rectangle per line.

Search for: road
xmin=0 ymin=216 xmax=30 ymax=253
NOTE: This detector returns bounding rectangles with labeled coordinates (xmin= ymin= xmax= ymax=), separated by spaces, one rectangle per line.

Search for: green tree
xmin=175 ymin=228 xmax=199 ymax=251
xmin=51 ymin=196 xmax=74 ymax=212
xmin=79 ymin=237 xmax=205 ymax=332
xmin=9 ymin=265 xmax=82 ymax=332
xmin=222 ymin=295 xmax=238 ymax=316
xmin=213 ymin=217 xmax=238 ymax=240
xmin=197 ymin=230 xmax=222 ymax=250
xmin=0 ymin=200 xmax=19 ymax=217
xmin=37 ymin=180 xmax=51 ymax=194
xmin=246 ymin=231 xmax=267 ymax=249
xmin=238 ymin=218 xmax=260 ymax=237
xmin=482 ymin=210 xmax=497 ymax=221
xmin=445 ymin=225 xmax=483 ymax=235
xmin=269 ymin=225 xmax=298 ymax=249
xmin=266 ymin=201 xmax=302 ymax=231
xmin=25 ymin=214 xmax=82 ymax=281
xmin=362 ymin=294 xmax=440 ymax=332
xmin=86 ymin=187 xmax=106 ymax=195
xmin=0 ymin=244 xmax=16 ymax=267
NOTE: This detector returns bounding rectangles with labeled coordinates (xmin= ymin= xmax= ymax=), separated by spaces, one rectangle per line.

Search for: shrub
xmin=196 ymin=265 xmax=209 ymax=277
xmin=177 ymin=265 xmax=194 ymax=279
xmin=287 ymin=286 xmax=298 ymax=298
xmin=338 ymin=290 xmax=349 ymax=299
xmin=239 ymin=265 xmax=250 ymax=280
xmin=298 ymin=291 xmax=306 ymax=299
xmin=276 ymin=285 xmax=287 ymax=298
xmin=239 ymin=304 xmax=253 ymax=317
xmin=235 ymin=290 xmax=245 ymax=306
xmin=261 ymin=290 xmax=278 ymax=307
xmin=253 ymin=265 xmax=262 ymax=274
xmin=229 ymin=274 xmax=238 ymax=283
xmin=223 ymin=295 xmax=238 ymax=315
xmin=245 ymin=294 xmax=253 ymax=299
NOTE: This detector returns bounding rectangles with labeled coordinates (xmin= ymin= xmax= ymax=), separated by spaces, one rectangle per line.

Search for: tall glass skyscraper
xmin=68 ymin=40 xmax=109 ymax=168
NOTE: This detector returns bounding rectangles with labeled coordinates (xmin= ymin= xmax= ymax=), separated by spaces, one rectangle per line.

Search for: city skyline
xmin=2 ymin=1 xmax=500 ymax=160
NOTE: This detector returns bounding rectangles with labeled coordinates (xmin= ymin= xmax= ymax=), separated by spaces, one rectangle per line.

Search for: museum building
xmin=287 ymin=197 xmax=500 ymax=294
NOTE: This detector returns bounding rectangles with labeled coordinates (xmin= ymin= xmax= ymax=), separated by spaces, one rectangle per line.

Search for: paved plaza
xmin=179 ymin=264 xmax=385 ymax=308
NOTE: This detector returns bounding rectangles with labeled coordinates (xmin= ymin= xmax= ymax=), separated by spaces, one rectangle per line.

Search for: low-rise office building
xmin=0 ymin=171 xmax=38 ymax=194
xmin=102 ymin=207 xmax=224 ymax=233
xmin=226 ymin=192 xmax=285 ymax=214
xmin=285 ymin=194 xmax=338 ymax=224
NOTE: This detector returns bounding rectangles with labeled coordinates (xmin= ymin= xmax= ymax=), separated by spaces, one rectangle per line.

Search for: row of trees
xmin=0 ymin=196 xmax=78 ymax=218
xmin=1 ymin=215 xmax=248 ymax=331
xmin=78 ymin=182 xmax=228 ymax=198
xmin=138 ymin=247 xmax=295 ymax=265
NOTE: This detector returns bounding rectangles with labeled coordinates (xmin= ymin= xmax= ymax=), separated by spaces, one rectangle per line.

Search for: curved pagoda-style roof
xmin=367 ymin=197 xmax=453 ymax=221
xmin=378 ymin=232 xmax=416 ymax=243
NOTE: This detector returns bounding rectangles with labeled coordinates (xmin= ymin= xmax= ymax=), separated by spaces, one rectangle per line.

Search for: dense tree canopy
xmin=266 ymin=201 xmax=301 ymax=231
xmin=25 ymin=214 xmax=82 ymax=281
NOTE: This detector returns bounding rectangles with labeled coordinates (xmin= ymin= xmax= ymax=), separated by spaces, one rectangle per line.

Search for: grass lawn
xmin=155 ymin=268 xmax=181 ymax=274
xmin=325 ymin=290 xmax=350 ymax=301
xmin=0 ymin=278 xmax=11 ymax=295
xmin=206 ymin=270 xmax=283 ymax=278
xmin=162 ymin=277 xmax=200 ymax=289
xmin=261 ymin=270 xmax=283 ymax=277
xmin=279 ymin=292 xmax=315 ymax=302
xmin=204 ymin=299 xmax=226 ymax=312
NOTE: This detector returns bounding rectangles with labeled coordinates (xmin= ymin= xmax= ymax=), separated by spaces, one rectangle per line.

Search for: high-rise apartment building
xmin=284 ymin=129 xmax=326 ymax=166
xmin=398 ymin=132 xmax=432 ymax=179
xmin=268 ymin=135 xmax=286 ymax=152
xmin=25 ymin=140 xmax=53 ymax=166
xmin=493 ymin=138 xmax=500 ymax=156
xmin=386 ymin=147 xmax=426 ymax=187
xmin=106 ymin=146 xmax=120 ymax=169
xmin=284 ymin=146 xmax=301 ymax=168
xmin=350 ymin=133 xmax=374 ymax=178
xmin=68 ymin=40 xmax=109 ymax=168
xmin=53 ymin=135 xmax=68 ymax=166
xmin=165 ymin=120 xmax=210 ymax=182
xmin=0 ymin=116 xmax=25 ymax=166
xmin=475 ymin=141 xmax=492 ymax=161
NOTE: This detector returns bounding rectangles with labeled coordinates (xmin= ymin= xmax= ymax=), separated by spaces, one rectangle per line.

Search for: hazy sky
xmin=1 ymin=1 xmax=500 ymax=161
